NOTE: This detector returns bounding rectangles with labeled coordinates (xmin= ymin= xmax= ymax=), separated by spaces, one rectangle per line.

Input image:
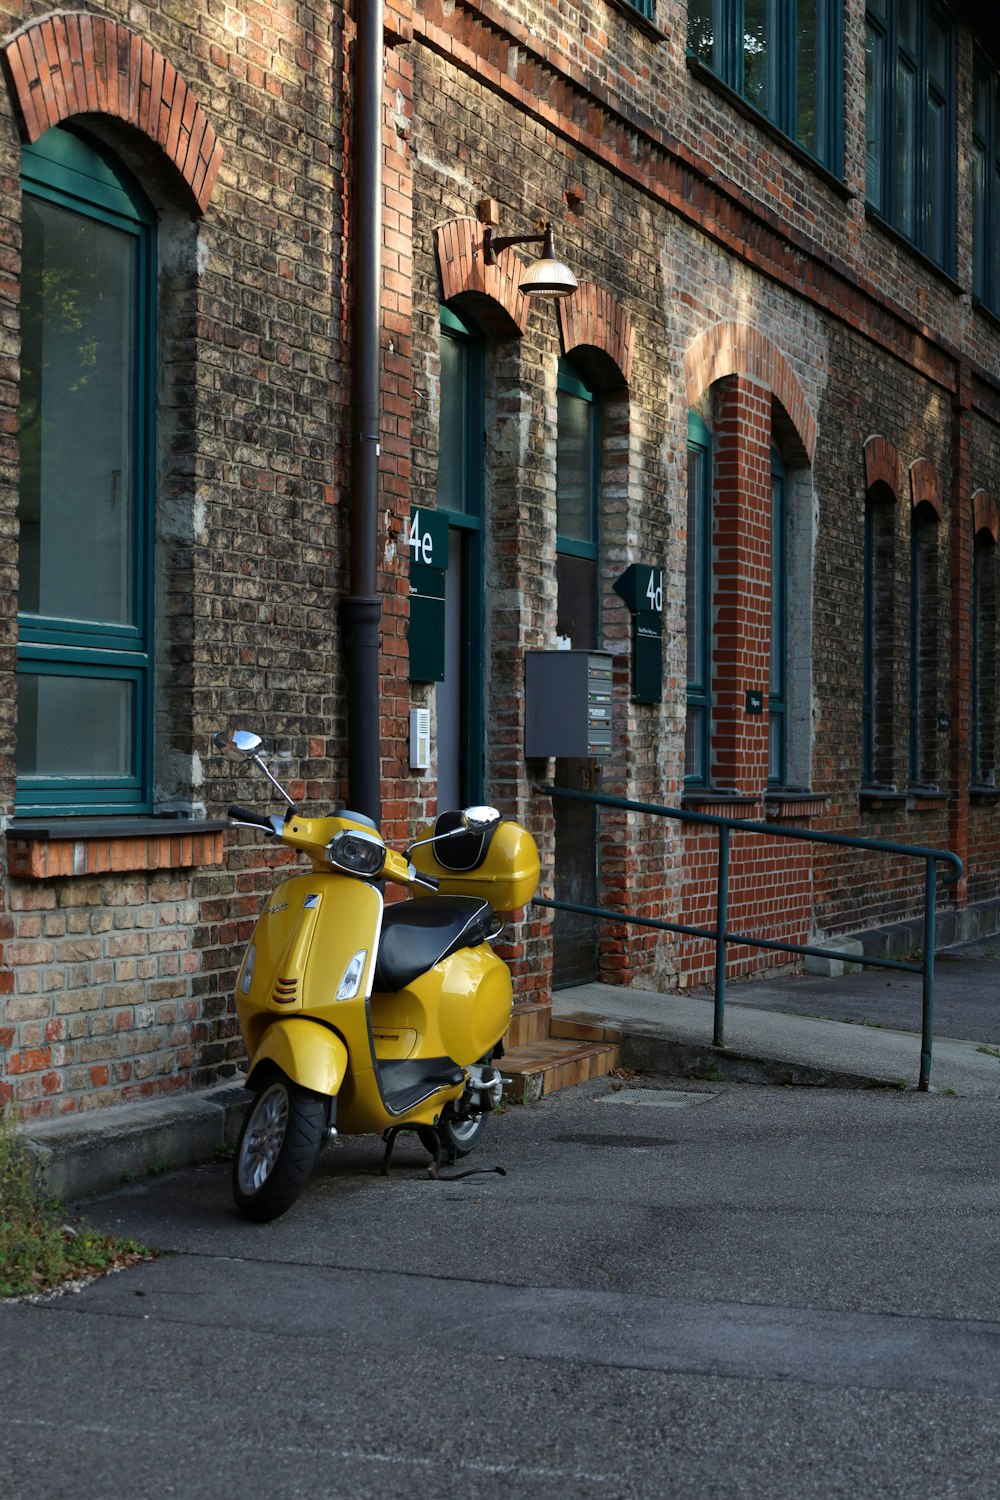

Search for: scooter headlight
xmin=326 ymin=829 xmax=386 ymax=877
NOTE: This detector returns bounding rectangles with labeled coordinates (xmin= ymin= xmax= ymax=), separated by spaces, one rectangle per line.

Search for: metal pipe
xmin=344 ymin=0 xmax=385 ymax=823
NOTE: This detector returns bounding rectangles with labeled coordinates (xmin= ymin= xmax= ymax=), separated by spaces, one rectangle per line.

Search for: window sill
xmin=972 ymin=296 xmax=1000 ymax=334
xmin=970 ymin=783 xmax=1000 ymax=802
xmin=6 ymin=817 xmax=228 ymax=880
xmin=682 ymin=788 xmax=760 ymax=813
xmin=904 ymin=786 xmax=949 ymax=812
xmin=858 ymin=785 xmax=906 ymax=811
xmin=685 ymin=55 xmax=851 ymax=201
xmin=605 ymin=0 xmax=670 ymax=42
xmin=763 ymin=790 xmax=827 ymax=820
xmin=863 ymin=206 xmax=962 ymax=294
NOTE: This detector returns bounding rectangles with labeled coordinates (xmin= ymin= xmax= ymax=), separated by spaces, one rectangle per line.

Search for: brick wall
xmin=0 ymin=0 xmax=349 ymax=1117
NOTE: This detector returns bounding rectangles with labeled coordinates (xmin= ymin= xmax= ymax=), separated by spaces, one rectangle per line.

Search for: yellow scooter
xmin=214 ymin=729 xmax=540 ymax=1221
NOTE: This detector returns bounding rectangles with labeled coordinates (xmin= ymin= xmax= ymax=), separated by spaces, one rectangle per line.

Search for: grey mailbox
xmin=524 ymin=650 xmax=613 ymax=759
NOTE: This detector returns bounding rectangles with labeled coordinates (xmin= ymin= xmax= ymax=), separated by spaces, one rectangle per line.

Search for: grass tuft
xmin=0 ymin=1104 xmax=154 ymax=1300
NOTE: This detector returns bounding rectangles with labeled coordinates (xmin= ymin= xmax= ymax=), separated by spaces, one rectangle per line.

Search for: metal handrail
xmin=533 ymin=783 xmax=964 ymax=1091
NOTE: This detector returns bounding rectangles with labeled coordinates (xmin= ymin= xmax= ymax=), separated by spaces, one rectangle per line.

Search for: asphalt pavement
xmin=3 ymin=1075 xmax=1000 ymax=1498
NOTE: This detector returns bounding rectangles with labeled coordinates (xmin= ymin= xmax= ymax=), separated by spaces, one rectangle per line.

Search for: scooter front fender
xmin=248 ymin=1019 xmax=348 ymax=1098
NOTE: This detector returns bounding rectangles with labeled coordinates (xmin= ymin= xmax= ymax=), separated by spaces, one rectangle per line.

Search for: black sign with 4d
xmin=613 ymin=563 xmax=664 ymax=704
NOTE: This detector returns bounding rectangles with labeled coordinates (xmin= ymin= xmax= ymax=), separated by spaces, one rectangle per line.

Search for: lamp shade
xmin=518 ymin=254 xmax=578 ymax=299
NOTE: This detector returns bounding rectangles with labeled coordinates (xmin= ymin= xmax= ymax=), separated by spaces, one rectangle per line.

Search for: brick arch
xmin=683 ymin=321 xmax=816 ymax=464
xmin=974 ymin=489 xmax=999 ymax=543
xmin=557 ymin=283 xmax=633 ymax=392
xmin=2 ymin=13 xmax=223 ymax=213
xmin=909 ymin=457 xmax=942 ymax=518
xmin=433 ymin=217 xmax=529 ymax=338
xmin=863 ymin=434 xmax=902 ymax=497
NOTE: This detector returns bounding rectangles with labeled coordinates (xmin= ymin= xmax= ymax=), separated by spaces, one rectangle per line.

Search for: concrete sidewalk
xmin=18 ymin=938 xmax=1000 ymax=1203
xmin=554 ymin=982 xmax=1000 ymax=1096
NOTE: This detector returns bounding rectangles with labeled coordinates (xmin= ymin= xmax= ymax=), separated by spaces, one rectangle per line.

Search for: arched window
xmin=972 ymin=529 xmax=997 ymax=789
xmin=862 ymin=484 xmax=897 ymax=787
xmin=686 ymin=411 xmax=712 ymax=786
xmin=436 ymin=305 xmax=485 ymax=807
xmin=555 ymin=360 xmax=599 ymax=649
xmin=768 ymin=449 xmax=788 ymax=786
xmin=908 ymin=502 xmax=940 ymax=787
xmin=17 ymin=126 xmax=156 ymax=814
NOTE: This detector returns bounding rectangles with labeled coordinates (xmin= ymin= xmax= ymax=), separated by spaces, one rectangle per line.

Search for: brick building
xmin=0 ymin=0 xmax=999 ymax=1119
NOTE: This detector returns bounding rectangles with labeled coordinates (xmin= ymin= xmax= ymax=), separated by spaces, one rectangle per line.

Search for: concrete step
xmin=504 ymin=1001 xmax=553 ymax=1049
xmin=501 ymin=1018 xmax=622 ymax=1103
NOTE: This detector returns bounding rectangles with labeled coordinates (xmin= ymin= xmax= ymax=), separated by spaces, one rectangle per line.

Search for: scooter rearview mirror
xmin=461 ymin=805 xmax=501 ymax=831
xmin=213 ymin=728 xmax=263 ymax=762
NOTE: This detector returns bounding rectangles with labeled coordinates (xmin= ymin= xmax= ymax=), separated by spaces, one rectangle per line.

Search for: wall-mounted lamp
xmin=481 ymin=218 xmax=578 ymax=300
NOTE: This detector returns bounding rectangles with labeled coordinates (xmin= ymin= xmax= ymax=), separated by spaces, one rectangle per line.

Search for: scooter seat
xmin=373 ymin=896 xmax=494 ymax=993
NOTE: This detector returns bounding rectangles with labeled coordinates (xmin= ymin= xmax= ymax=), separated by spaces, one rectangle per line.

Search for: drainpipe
xmin=344 ymin=0 xmax=384 ymax=823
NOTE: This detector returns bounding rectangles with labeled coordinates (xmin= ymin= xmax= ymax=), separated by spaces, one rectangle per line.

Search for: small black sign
xmin=745 ymin=689 xmax=764 ymax=714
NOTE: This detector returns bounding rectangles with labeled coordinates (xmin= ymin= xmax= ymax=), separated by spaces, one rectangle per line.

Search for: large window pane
xmin=865 ymin=21 xmax=886 ymax=212
xmin=687 ymin=0 xmax=717 ymax=67
xmin=743 ymin=0 xmax=775 ymax=117
xmin=895 ymin=57 xmax=917 ymax=238
xmin=437 ymin=331 xmax=468 ymax=514
xmin=797 ymin=0 xmax=819 ymax=155
xmin=556 ymin=389 xmax=595 ymax=546
xmin=17 ymin=673 xmax=134 ymax=778
xmin=19 ymin=196 xmax=135 ymax=628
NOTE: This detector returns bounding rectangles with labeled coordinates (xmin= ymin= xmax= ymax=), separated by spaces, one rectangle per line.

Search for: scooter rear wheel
xmin=436 ymin=1103 xmax=488 ymax=1160
xmin=232 ymin=1075 xmax=325 ymax=1222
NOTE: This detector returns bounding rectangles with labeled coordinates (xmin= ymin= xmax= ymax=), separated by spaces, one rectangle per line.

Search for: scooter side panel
xmin=248 ymin=1018 xmax=349 ymax=1097
xmin=370 ymin=945 xmax=513 ymax=1065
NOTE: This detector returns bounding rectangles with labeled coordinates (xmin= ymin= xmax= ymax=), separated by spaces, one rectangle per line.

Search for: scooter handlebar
xmin=228 ymin=805 xmax=277 ymax=833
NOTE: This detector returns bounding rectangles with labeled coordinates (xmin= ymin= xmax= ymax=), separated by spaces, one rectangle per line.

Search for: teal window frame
xmin=864 ymin=0 xmax=956 ymax=273
xmin=687 ymin=0 xmax=844 ymax=172
xmin=908 ymin=503 xmax=938 ymax=786
xmin=862 ymin=499 xmax=876 ymax=783
xmin=556 ymin=360 xmax=600 ymax=651
xmin=17 ymin=126 xmax=156 ymax=816
xmin=971 ymin=531 xmax=997 ymax=789
xmin=437 ymin=304 xmax=485 ymax=806
xmin=861 ymin=487 xmax=896 ymax=788
xmin=685 ymin=412 xmax=713 ymax=787
xmin=767 ymin=449 xmax=787 ymax=787
xmin=973 ymin=54 xmax=1000 ymax=316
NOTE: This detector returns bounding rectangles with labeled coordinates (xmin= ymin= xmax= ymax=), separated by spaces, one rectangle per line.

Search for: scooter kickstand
xmin=380 ymin=1128 xmax=399 ymax=1177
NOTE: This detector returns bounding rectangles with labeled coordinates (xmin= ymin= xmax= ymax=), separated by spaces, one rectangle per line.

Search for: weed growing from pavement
xmin=0 ymin=1104 xmax=154 ymax=1300
xmin=977 ymin=1044 xmax=1000 ymax=1060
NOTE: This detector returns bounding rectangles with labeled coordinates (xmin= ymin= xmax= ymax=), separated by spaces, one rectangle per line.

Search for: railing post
xmin=919 ymin=859 xmax=937 ymax=1092
xmin=714 ymin=824 xmax=729 ymax=1048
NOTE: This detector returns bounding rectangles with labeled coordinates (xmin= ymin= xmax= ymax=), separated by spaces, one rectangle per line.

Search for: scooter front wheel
xmin=232 ymin=1075 xmax=325 ymax=1222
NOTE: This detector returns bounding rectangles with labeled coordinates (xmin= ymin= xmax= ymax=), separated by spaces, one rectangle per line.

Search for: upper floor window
xmin=865 ymin=0 xmax=955 ymax=272
xmin=973 ymin=55 xmax=1000 ymax=315
xmin=17 ymin=126 xmax=156 ymax=815
xmin=687 ymin=0 xmax=843 ymax=171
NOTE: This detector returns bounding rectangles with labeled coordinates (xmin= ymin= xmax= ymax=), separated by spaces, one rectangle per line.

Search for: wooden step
xmin=501 ymin=1019 xmax=622 ymax=1104
xmin=504 ymin=1001 xmax=552 ymax=1049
